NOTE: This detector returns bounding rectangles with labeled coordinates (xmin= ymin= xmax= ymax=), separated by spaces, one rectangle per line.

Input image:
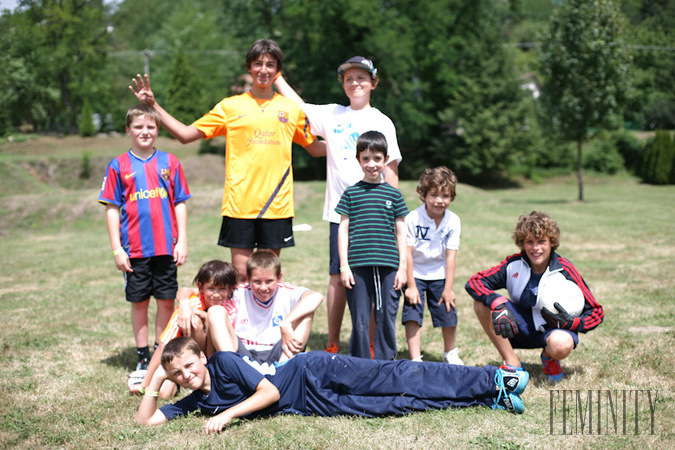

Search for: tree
xmin=430 ymin=2 xmax=542 ymax=183
xmin=1 ymin=0 xmax=111 ymax=133
xmin=641 ymin=131 xmax=675 ymax=185
xmin=166 ymin=50 xmax=206 ymax=126
xmin=539 ymin=0 xmax=630 ymax=201
xmin=78 ymin=98 xmax=96 ymax=136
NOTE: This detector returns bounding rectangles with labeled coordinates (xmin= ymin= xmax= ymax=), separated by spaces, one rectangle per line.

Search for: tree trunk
xmin=577 ymin=137 xmax=584 ymax=201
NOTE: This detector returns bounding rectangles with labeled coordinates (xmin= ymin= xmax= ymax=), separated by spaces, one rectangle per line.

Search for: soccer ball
xmin=537 ymin=279 xmax=584 ymax=316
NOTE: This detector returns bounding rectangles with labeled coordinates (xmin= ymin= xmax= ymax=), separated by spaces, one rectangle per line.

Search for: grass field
xmin=0 ymin=135 xmax=674 ymax=448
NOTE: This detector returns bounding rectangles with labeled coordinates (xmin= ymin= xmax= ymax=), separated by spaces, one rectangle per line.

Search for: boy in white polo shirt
xmin=403 ymin=167 xmax=463 ymax=365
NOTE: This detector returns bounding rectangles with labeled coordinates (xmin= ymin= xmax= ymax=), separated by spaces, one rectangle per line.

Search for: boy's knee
xmin=545 ymin=331 xmax=575 ymax=360
xmin=156 ymin=299 xmax=174 ymax=311
xmin=473 ymin=300 xmax=489 ymax=316
xmin=207 ymin=305 xmax=227 ymax=323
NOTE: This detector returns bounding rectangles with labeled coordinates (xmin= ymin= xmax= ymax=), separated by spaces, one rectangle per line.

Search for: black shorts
xmin=217 ymin=216 xmax=294 ymax=249
xmin=329 ymin=222 xmax=340 ymax=275
xmin=124 ymin=255 xmax=178 ymax=303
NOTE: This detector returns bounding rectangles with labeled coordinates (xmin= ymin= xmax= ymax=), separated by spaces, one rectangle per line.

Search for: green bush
xmin=583 ymin=134 xmax=625 ymax=174
xmin=641 ymin=131 xmax=675 ymax=185
xmin=78 ymin=100 xmax=97 ymax=137
xmin=612 ymin=130 xmax=646 ymax=175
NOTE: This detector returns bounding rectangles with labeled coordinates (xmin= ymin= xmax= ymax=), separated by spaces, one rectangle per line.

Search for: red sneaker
xmin=324 ymin=343 xmax=340 ymax=354
xmin=541 ymin=354 xmax=564 ymax=382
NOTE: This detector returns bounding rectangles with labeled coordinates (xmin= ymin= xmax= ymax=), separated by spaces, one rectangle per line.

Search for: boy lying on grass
xmin=129 ymin=252 xmax=323 ymax=398
xmin=136 ymin=337 xmax=529 ymax=434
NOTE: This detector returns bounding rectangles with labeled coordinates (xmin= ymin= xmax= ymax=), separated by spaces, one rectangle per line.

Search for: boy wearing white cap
xmin=275 ymin=57 xmax=402 ymax=355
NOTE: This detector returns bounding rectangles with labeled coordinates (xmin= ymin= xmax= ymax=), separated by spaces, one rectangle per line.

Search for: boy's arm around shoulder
xmin=273 ymin=74 xmax=306 ymax=107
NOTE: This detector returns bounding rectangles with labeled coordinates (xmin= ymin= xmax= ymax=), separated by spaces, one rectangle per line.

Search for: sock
xmin=137 ymin=346 xmax=150 ymax=362
xmin=502 ymin=361 xmax=524 ymax=371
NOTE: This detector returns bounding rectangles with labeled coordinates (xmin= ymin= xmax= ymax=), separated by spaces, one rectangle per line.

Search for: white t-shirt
xmin=405 ymin=204 xmax=461 ymax=280
xmin=301 ymin=103 xmax=403 ymax=223
xmin=224 ymin=282 xmax=309 ymax=351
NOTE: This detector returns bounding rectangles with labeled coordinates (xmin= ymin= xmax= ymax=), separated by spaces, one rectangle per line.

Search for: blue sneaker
xmin=541 ymin=354 xmax=564 ymax=383
xmin=492 ymin=389 xmax=524 ymax=414
xmin=495 ymin=367 xmax=529 ymax=395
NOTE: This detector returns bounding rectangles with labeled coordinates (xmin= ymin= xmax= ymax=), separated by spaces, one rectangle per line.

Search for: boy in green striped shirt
xmin=336 ymin=131 xmax=409 ymax=360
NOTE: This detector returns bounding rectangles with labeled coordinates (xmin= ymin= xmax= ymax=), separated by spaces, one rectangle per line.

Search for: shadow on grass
xmin=101 ymin=347 xmax=138 ymax=371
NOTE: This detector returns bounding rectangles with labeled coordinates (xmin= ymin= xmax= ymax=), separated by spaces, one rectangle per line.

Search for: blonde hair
xmin=125 ymin=104 xmax=161 ymax=128
xmin=246 ymin=250 xmax=281 ymax=278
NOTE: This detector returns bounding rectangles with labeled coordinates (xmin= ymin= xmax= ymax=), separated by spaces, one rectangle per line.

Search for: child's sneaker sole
xmin=492 ymin=391 xmax=525 ymax=414
xmin=495 ymin=367 xmax=529 ymax=395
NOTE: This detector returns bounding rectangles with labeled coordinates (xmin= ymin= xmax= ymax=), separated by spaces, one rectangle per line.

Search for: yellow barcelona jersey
xmin=192 ymin=92 xmax=315 ymax=219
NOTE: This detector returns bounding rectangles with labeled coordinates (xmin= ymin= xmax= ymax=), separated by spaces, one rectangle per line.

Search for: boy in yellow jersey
xmin=130 ymin=39 xmax=326 ymax=281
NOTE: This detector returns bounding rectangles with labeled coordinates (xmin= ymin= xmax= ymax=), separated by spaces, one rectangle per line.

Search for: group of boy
xmin=99 ymin=37 xmax=604 ymax=431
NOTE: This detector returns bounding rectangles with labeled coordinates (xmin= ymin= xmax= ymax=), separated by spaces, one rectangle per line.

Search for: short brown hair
xmin=356 ymin=130 xmax=388 ymax=159
xmin=416 ymin=166 xmax=457 ymax=202
xmin=160 ymin=336 xmax=201 ymax=368
xmin=512 ymin=211 xmax=560 ymax=251
xmin=193 ymin=260 xmax=238 ymax=289
xmin=245 ymin=39 xmax=283 ymax=72
xmin=125 ymin=104 xmax=161 ymax=128
xmin=246 ymin=249 xmax=281 ymax=278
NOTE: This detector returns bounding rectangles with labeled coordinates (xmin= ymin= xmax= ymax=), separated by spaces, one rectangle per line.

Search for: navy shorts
xmin=328 ymin=222 xmax=340 ymax=275
xmin=236 ymin=339 xmax=284 ymax=364
xmin=124 ymin=255 xmax=178 ymax=303
xmin=506 ymin=301 xmax=578 ymax=350
xmin=218 ymin=216 xmax=294 ymax=249
xmin=402 ymin=278 xmax=458 ymax=328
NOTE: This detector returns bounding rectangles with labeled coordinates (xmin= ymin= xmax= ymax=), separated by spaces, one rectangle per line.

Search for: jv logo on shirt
xmin=415 ymin=225 xmax=430 ymax=241
xmin=272 ymin=315 xmax=283 ymax=327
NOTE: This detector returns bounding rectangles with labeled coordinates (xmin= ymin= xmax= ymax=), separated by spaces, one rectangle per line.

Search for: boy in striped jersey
xmin=336 ymin=131 xmax=408 ymax=360
xmin=99 ymin=104 xmax=191 ymax=373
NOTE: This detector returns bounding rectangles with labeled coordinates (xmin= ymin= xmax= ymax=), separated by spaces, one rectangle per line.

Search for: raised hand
xmin=129 ymin=73 xmax=156 ymax=106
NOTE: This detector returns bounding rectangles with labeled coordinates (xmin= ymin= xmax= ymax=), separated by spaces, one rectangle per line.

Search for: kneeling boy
xmin=465 ymin=211 xmax=604 ymax=382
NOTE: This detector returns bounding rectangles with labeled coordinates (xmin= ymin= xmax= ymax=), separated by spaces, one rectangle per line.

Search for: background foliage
xmin=1 ymin=0 xmax=674 ymax=184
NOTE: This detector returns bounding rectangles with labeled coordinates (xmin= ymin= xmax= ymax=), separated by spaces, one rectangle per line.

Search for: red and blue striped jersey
xmin=98 ymin=150 xmax=191 ymax=258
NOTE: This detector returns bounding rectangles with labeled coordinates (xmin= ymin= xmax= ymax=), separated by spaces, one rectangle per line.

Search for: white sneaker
xmin=443 ymin=348 xmax=464 ymax=365
xmin=411 ymin=356 xmax=424 ymax=362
